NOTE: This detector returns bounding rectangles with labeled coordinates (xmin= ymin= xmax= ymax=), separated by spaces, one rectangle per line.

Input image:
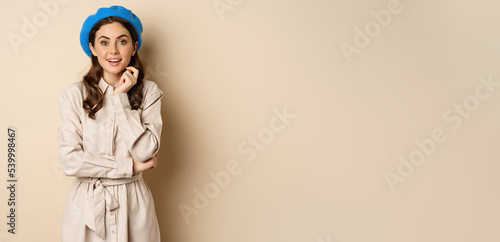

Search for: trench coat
xmin=58 ymin=77 xmax=162 ymax=241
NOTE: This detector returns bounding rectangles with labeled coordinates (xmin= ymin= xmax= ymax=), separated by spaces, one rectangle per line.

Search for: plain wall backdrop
xmin=2 ymin=0 xmax=500 ymax=241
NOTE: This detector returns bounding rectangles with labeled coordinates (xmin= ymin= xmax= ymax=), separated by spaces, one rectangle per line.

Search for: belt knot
xmin=78 ymin=173 xmax=142 ymax=240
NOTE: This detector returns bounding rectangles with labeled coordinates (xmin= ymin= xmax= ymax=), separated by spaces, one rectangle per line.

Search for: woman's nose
xmin=109 ymin=44 xmax=119 ymax=54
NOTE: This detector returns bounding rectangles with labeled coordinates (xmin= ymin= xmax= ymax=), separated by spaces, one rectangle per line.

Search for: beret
xmin=80 ymin=5 xmax=143 ymax=57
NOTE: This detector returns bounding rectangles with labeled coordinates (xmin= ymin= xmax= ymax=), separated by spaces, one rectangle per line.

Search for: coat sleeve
xmin=111 ymin=81 xmax=164 ymax=162
xmin=58 ymin=85 xmax=134 ymax=178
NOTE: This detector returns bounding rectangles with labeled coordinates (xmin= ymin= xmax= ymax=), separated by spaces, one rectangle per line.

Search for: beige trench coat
xmin=58 ymin=77 xmax=162 ymax=241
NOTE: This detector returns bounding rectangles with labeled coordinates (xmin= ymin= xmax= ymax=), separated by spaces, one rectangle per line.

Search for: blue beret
xmin=80 ymin=5 xmax=143 ymax=57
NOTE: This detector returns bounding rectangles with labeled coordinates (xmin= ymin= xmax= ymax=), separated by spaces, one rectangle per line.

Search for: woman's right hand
xmin=132 ymin=153 xmax=158 ymax=173
xmin=114 ymin=66 xmax=139 ymax=95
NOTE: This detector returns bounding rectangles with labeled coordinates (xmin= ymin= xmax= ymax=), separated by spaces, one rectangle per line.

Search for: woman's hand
xmin=132 ymin=153 xmax=158 ymax=173
xmin=114 ymin=66 xmax=139 ymax=95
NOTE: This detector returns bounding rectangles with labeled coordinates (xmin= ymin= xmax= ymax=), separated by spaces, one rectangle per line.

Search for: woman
xmin=58 ymin=5 xmax=162 ymax=241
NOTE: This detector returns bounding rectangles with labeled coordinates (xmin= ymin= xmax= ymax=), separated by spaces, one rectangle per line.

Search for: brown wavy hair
xmin=82 ymin=16 xmax=145 ymax=119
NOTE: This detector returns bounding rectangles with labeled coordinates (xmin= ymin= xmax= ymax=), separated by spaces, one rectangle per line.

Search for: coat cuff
xmin=115 ymin=156 xmax=134 ymax=178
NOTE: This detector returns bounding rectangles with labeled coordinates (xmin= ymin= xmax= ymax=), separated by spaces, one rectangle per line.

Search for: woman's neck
xmin=102 ymin=73 xmax=120 ymax=87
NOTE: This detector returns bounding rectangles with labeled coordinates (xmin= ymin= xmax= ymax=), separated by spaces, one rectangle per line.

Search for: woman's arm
xmin=58 ymin=87 xmax=134 ymax=178
xmin=112 ymin=83 xmax=163 ymax=162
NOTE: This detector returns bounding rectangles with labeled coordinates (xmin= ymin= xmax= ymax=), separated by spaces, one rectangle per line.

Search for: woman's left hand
xmin=132 ymin=153 xmax=158 ymax=173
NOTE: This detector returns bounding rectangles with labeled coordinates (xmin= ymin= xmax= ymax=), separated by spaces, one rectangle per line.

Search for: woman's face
xmin=89 ymin=22 xmax=138 ymax=82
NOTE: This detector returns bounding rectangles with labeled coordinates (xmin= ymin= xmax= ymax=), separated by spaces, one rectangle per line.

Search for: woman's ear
xmin=132 ymin=41 xmax=138 ymax=56
xmin=89 ymin=43 xmax=96 ymax=56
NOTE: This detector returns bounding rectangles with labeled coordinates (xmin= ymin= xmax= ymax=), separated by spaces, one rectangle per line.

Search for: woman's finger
xmin=151 ymin=156 xmax=158 ymax=169
xmin=126 ymin=67 xmax=139 ymax=80
xmin=118 ymin=71 xmax=136 ymax=90
xmin=124 ymin=71 xmax=137 ymax=86
xmin=148 ymin=158 xmax=157 ymax=170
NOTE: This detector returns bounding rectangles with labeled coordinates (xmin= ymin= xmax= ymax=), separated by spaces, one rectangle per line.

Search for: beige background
xmin=1 ymin=0 xmax=500 ymax=241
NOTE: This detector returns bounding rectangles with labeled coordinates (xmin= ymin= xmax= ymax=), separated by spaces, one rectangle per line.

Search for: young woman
xmin=58 ymin=5 xmax=162 ymax=241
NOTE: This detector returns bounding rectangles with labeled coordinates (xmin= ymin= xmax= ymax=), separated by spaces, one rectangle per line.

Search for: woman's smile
xmin=106 ymin=57 xmax=123 ymax=66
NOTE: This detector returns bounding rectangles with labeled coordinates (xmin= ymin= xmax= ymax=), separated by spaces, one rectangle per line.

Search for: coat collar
xmin=98 ymin=77 xmax=119 ymax=94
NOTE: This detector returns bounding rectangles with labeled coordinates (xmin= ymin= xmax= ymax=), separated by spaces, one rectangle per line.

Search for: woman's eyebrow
xmin=97 ymin=35 xmax=130 ymax=40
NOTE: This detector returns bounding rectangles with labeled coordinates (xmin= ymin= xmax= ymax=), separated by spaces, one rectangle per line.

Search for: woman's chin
xmin=103 ymin=67 xmax=126 ymax=75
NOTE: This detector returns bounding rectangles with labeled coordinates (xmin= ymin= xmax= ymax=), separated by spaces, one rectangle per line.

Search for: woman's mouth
xmin=107 ymin=58 xmax=122 ymax=66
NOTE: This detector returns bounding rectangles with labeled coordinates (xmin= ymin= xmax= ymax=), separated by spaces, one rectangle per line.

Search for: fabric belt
xmin=77 ymin=173 xmax=142 ymax=240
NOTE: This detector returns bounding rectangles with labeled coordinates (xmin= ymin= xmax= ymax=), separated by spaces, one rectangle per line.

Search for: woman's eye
xmin=119 ymin=40 xmax=127 ymax=45
xmin=100 ymin=41 xmax=108 ymax=46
